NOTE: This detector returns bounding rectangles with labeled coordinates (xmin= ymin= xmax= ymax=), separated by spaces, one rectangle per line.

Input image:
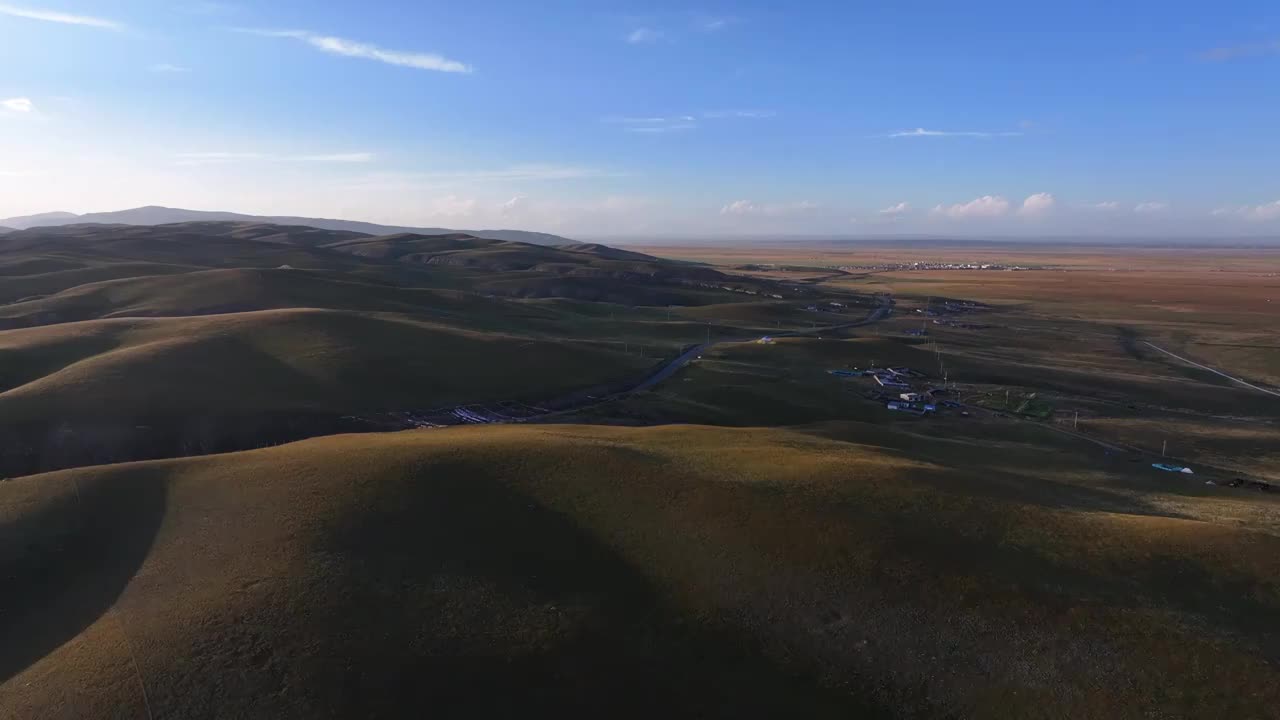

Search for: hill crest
xmin=0 ymin=205 xmax=575 ymax=246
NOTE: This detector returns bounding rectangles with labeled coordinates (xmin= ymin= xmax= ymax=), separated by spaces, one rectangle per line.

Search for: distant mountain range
xmin=0 ymin=206 xmax=574 ymax=246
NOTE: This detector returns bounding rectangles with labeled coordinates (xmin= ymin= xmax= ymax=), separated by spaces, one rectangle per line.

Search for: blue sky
xmin=1 ymin=0 xmax=1277 ymax=237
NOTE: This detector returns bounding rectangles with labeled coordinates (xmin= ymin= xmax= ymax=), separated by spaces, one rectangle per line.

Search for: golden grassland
xmin=635 ymin=243 xmax=1280 ymax=272
xmin=640 ymin=244 xmax=1280 ymax=379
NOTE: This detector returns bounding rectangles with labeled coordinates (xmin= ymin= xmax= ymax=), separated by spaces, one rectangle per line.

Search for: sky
xmin=1 ymin=0 xmax=1278 ymax=239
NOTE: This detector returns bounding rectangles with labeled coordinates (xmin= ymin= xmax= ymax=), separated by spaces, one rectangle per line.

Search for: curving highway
xmin=629 ymin=294 xmax=894 ymax=394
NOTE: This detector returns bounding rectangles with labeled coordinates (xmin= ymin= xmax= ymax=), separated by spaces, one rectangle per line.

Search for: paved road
xmin=629 ymin=295 xmax=894 ymax=394
xmin=401 ymin=295 xmax=895 ymax=428
xmin=1143 ymin=341 xmax=1280 ymax=399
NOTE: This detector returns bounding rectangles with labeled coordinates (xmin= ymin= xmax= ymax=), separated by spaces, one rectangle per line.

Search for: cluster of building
xmin=805 ymin=301 xmax=847 ymax=313
xmin=828 ymin=366 xmax=965 ymax=417
xmin=915 ymin=300 xmax=987 ymax=316
xmin=690 ymin=281 xmax=783 ymax=300
xmin=911 ymin=300 xmax=992 ymax=329
xmin=836 ymin=262 xmax=1039 ymax=272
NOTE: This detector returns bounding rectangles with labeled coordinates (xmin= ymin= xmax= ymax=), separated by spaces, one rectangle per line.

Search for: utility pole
xmin=1074 ymin=411 xmax=1079 ymax=430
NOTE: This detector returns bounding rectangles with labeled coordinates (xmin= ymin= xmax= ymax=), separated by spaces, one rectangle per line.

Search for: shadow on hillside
xmin=206 ymin=461 xmax=898 ymax=719
xmin=0 ymin=467 xmax=167 ymax=683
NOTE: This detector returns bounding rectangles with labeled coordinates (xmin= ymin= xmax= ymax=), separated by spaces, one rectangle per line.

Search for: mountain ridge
xmin=0 ymin=205 xmax=574 ymax=246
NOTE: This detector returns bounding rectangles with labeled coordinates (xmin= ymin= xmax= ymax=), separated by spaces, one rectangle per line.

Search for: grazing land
xmin=3 ymin=230 xmax=1280 ymax=718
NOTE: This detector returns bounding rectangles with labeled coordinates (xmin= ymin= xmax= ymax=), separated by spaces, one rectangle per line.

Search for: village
xmin=827 ymin=366 xmax=965 ymax=416
xmin=836 ymin=261 xmax=1044 ymax=271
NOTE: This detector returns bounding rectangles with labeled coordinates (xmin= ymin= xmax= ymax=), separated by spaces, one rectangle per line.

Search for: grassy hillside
xmin=0 ymin=222 xmax=370 ymax=271
xmin=0 ymin=267 xmax=578 ymax=329
xmin=0 ymin=308 xmax=652 ymax=422
xmin=325 ymin=232 xmax=710 ymax=280
xmin=0 ymin=223 xmax=768 ymax=310
xmin=0 ymin=261 xmax=195 ymax=306
xmin=0 ymin=222 xmax=889 ymax=477
xmin=3 ymin=424 xmax=1278 ymax=718
xmin=3 ymin=231 xmax=1278 ymax=717
xmin=558 ymin=242 xmax=662 ymax=262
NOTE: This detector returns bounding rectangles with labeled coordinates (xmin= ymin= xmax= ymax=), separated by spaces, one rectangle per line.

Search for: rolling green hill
xmin=0 ymin=222 xmax=777 ymax=475
xmin=0 ymin=267 xmax=563 ymax=328
xmin=0 ymin=222 xmax=367 ymax=269
xmin=325 ymin=232 xmax=695 ymax=277
xmin=0 ymin=222 xmax=759 ymax=310
xmin=3 ymin=423 xmax=1277 ymax=718
xmin=0 ymin=308 xmax=651 ymax=421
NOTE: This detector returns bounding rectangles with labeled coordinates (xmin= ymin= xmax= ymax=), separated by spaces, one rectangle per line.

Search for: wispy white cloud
xmin=1089 ymin=200 xmax=1120 ymax=210
xmin=721 ymin=199 xmax=819 ymax=216
xmin=1212 ymin=200 xmax=1280 ymax=221
xmin=626 ymin=123 xmax=696 ymax=133
xmin=1 ymin=97 xmax=34 ymax=113
xmin=626 ymin=27 xmax=662 ymax=44
xmin=1197 ymin=40 xmax=1280 ymax=62
xmin=888 ymin=127 xmax=1023 ymax=139
xmin=433 ymin=164 xmax=606 ymax=181
xmin=698 ymin=15 xmax=735 ymax=32
xmin=499 ymin=195 xmax=528 ymax=215
xmin=176 ymin=152 xmax=266 ymax=161
xmin=932 ymin=195 xmax=1011 ymax=218
xmin=295 ymin=152 xmax=375 ymax=163
xmin=0 ymin=3 xmax=121 ymax=29
xmin=701 ymin=109 xmax=775 ymax=119
xmin=234 ymin=29 xmax=471 ymax=73
xmin=1018 ymin=192 xmax=1056 ymax=217
xmin=1250 ymin=201 xmax=1280 ymax=221
xmin=401 ymin=194 xmax=659 ymax=232
xmin=613 ymin=116 xmax=696 ymax=124
xmin=175 ymin=151 xmax=375 ymax=165
xmin=879 ymin=201 xmax=911 ymax=216
xmin=150 ymin=63 xmax=190 ymax=73
xmin=607 ymin=111 xmax=770 ymax=134
xmin=607 ymin=116 xmax=697 ymax=133
xmin=1134 ymin=201 xmax=1168 ymax=213
xmin=350 ymin=165 xmax=608 ymax=186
